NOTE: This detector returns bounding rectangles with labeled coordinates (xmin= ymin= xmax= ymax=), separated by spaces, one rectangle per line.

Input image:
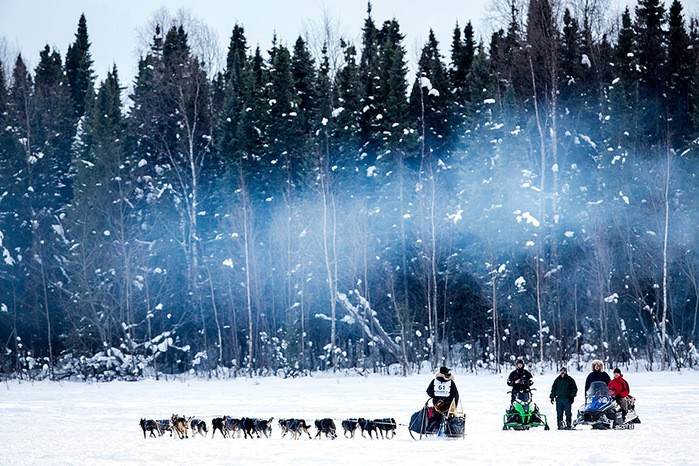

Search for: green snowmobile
xmin=503 ymin=389 xmax=550 ymax=430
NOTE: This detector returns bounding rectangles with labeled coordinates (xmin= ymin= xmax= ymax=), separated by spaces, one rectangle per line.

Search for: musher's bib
xmin=433 ymin=379 xmax=452 ymax=397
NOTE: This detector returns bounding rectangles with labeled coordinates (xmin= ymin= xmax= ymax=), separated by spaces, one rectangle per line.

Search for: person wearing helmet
xmin=507 ymin=359 xmax=534 ymax=404
xmin=584 ymin=359 xmax=611 ymax=394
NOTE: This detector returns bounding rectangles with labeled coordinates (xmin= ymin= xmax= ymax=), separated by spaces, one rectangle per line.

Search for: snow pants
xmin=555 ymin=398 xmax=572 ymax=427
xmin=615 ymin=396 xmax=628 ymax=416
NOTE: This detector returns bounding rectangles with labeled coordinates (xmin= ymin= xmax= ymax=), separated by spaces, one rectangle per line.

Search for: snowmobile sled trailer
xmin=409 ymin=399 xmax=465 ymax=440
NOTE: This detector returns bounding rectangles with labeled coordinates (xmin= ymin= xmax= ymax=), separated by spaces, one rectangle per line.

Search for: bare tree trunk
xmin=206 ymin=264 xmax=223 ymax=369
xmin=388 ymin=273 xmax=411 ymax=376
xmin=39 ymin=254 xmax=54 ymax=380
xmin=492 ymin=269 xmax=500 ymax=372
xmin=239 ymin=167 xmax=255 ymax=375
xmin=528 ymin=53 xmax=546 ymax=366
xmin=144 ymin=274 xmax=158 ymax=380
xmin=319 ymin=147 xmax=338 ymax=372
xmin=661 ymin=144 xmax=671 ymax=370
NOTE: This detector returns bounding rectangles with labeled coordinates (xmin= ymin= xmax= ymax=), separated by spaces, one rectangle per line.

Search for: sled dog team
xmin=141 ymin=361 xmax=637 ymax=439
xmin=140 ymin=414 xmax=397 ymax=439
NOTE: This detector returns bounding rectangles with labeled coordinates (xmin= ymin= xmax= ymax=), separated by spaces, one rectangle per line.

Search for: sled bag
xmin=446 ymin=416 xmax=465 ymax=436
xmin=409 ymin=409 xmax=427 ymax=433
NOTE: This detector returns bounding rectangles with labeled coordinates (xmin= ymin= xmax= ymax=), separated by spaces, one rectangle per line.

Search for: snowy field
xmin=1 ymin=369 xmax=697 ymax=465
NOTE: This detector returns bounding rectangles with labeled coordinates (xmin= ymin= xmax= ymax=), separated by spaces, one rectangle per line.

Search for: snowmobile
xmin=502 ymin=389 xmax=550 ymax=430
xmin=572 ymin=381 xmax=641 ymax=430
xmin=409 ymin=398 xmax=465 ymax=440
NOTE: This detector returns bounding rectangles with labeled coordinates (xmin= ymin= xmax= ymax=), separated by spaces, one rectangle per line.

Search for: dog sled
xmin=409 ymin=398 xmax=465 ymax=440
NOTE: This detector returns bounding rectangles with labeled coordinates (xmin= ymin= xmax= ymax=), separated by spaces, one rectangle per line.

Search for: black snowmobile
xmin=572 ymin=381 xmax=641 ymax=430
xmin=409 ymin=398 xmax=465 ymax=440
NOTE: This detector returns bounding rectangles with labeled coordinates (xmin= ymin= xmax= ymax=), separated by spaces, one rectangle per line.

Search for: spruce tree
xmin=333 ymin=40 xmax=361 ymax=168
xmin=635 ymin=0 xmax=667 ymax=146
xmin=65 ymin=14 xmax=94 ymax=120
xmin=377 ymin=19 xmax=410 ymax=150
xmin=291 ymin=36 xmax=316 ymax=136
xmin=450 ymin=21 xmax=475 ymax=104
xmin=410 ymin=30 xmax=451 ymax=155
xmin=358 ymin=3 xmax=381 ymax=160
xmin=666 ymin=0 xmax=693 ymax=146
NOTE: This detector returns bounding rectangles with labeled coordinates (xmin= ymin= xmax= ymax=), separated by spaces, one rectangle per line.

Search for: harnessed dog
xmin=171 ymin=414 xmax=189 ymax=439
xmin=140 ymin=419 xmax=160 ymax=438
xmin=211 ymin=417 xmax=227 ymax=438
xmin=357 ymin=418 xmax=377 ymax=439
xmin=256 ymin=418 xmax=274 ymax=438
xmin=314 ymin=418 xmax=337 ymax=439
xmin=190 ymin=418 xmax=208 ymax=438
xmin=341 ymin=419 xmax=359 ymax=438
xmin=373 ymin=418 xmax=397 ymax=439
xmin=279 ymin=418 xmax=312 ymax=439
xmin=156 ymin=419 xmax=173 ymax=437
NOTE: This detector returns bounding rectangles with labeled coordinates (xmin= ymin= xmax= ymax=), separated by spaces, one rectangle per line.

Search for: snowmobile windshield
xmin=514 ymin=391 xmax=532 ymax=403
xmin=587 ymin=381 xmax=610 ymax=397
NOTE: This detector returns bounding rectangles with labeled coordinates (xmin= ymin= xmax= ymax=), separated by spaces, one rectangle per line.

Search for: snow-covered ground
xmin=1 ymin=369 xmax=697 ymax=465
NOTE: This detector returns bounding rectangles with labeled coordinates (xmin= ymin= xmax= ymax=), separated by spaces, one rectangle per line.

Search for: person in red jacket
xmin=608 ymin=367 xmax=630 ymax=419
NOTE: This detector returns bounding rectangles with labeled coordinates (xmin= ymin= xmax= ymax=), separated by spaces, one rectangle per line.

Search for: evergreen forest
xmin=1 ymin=0 xmax=699 ymax=380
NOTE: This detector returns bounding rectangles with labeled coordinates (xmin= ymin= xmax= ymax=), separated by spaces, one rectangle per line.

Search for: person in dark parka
xmin=426 ymin=366 xmax=459 ymax=411
xmin=550 ymin=367 xmax=578 ymax=429
xmin=584 ymin=359 xmax=611 ymax=394
xmin=425 ymin=366 xmax=459 ymax=431
xmin=507 ymin=359 xmax=534 ymax=404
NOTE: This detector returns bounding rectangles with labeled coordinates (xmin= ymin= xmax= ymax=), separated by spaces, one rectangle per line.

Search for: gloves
xmin=550 ymin=398 xmax=555 ymax=405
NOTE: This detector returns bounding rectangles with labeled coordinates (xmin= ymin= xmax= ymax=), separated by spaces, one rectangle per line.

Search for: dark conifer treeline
xmin=1 ymin=1 xmax=699 ymax=380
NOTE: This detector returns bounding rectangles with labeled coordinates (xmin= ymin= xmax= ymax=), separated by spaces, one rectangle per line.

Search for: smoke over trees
xmin=1 ymin=1 xmax=699 ymax=380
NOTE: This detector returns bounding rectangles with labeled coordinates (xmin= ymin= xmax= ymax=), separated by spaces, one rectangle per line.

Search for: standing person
xmin=507 ymin=359 xmax=534 ymax=404
xmin=425 ymin=366 xmax=459 ymax=432
xmin=549 ymin=367 xmax=578 ymax=429
xmin=607 ymin=368 xmax=630 ymax=420
xmin=584 ymin=359 xmax=610 ymax=394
